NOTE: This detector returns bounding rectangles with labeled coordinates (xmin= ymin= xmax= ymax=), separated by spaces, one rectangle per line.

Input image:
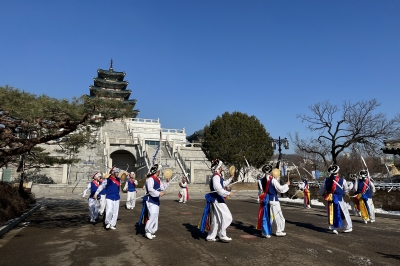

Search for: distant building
xmin=186 ymin=130 xmax=204 ymax=144
xmin=88 ymin=59 xmax=139 ymax=117
xmin=382 ymin=139 xmax=400 ymax=155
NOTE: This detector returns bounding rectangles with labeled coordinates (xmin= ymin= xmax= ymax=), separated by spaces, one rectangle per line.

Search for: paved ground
xmin=0 ymin=190 xmax=399 ymax=266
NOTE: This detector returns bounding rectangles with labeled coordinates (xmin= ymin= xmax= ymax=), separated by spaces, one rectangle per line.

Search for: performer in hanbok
xmin=347 ymin=174 xmax=359 ymax=216
xmin=94 ymin=168 xmax=121 ymax=230
xmin=139 ymin=164 xmax=170 ymax=240
xmin=354 ymin=170 xmax=376 ymax=223
xmin=318 ymin=165 xmax=353 ymax=234
xmin=98 ymin=175 xmax=107 ymax=216
xmin=123 ymin=172 xmax=138 ymax=209
xmin=178 ymin=176 xmax=189 ymax=203
xmin=199 ymin=159 xmax=234 ymax=242
xmin=256 ymin=164 xmax=290 ymax=238
xmin=298 ymin=176 xmax=311 ymax=208
xmin=82 ymin=172 xmax=101 ymax=223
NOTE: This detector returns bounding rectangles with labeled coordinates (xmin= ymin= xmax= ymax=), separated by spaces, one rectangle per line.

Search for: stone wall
xmin=288 ymin=184 xmax=400 ymax=211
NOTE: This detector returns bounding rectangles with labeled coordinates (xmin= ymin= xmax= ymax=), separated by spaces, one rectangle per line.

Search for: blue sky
xmin=1 ymin=1 xmax=399 ymax=154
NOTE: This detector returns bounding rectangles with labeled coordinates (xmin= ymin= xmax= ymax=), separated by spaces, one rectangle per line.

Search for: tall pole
xmin=276 ymin=136 xmax=282 ymax=169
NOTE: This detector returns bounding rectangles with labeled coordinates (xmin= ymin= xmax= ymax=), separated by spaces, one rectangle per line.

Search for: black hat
xmin=328 ymin=165 xmax=340 ymax=174
xmin=148 ymin=164 xmax=162 ymax=177
xmin=262 ymin=164 xmax=273 ymax=174
xmin=359 ymin=170 xmax=368 ymax=178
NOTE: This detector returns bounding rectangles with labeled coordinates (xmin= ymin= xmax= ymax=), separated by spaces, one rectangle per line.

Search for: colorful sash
xmin=361 ymin=179 xmax=369 ymax=194
xmin=138 ymin=199 xmax=149 ymax=226
xmin=256 ymin=177 xmax=272 ymax=236
xmin=355 ymin=193 xmax=370 ymax=220
xmin=304 ymin=182 xmax=310 ymax=206
xmin=324 ymin=176 xmax=342 ymax=228
xmin=354 ymin=179 xmax=371 ymax=220
xmin=92 ymin=180 xmax=100 ymax=187
xmin=109 ymin=176 xmax=120 ymax=187
xmin=198 ymin=194 xmax=215 ymax=233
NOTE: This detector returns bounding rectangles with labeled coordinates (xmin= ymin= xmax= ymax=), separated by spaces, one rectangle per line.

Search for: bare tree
xmin=290 ymin=99 xmax=399 ymax=166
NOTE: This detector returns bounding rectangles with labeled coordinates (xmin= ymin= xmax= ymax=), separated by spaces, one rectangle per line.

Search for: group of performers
xmin=82 ymin=159 xmax=377 ymax=241
xmin=82 ymin=164 xmax=192 ymax=239
xmin=83 ymin=167 xmax=138 ymax=229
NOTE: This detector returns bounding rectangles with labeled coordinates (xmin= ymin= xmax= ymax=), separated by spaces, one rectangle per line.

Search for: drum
xmin=294 ymin=190 xmax=304 ymax=199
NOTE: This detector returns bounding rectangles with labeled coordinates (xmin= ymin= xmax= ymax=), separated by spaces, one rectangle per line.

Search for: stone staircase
xmin=67 ymin=143 xmax=106 ymax=184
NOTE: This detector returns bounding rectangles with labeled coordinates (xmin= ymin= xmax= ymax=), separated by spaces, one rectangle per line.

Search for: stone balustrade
xmin=288 ymin=182 xmax=400 ymax=211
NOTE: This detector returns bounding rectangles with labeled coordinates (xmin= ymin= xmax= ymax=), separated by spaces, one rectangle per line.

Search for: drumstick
xmin=206 ymin=176 xmax=244 ymax=194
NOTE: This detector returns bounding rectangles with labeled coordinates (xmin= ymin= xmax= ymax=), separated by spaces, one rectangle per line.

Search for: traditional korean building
xmin=186 ymin=129 xmax=204 ymax=144
xmin=382 ymin=139 xmax=400 ymax=155
xmin=88 ymin=59 xmax=139 ymax=117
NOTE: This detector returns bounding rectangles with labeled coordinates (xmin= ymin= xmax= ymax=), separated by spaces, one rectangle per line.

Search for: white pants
xmin=88 ymin=198 xmax=99 ymax=222
xmin=99 ymin=195 xmax=106 ymax=215
xmin=364 ymin=198 xmax=376 ymax=221
xmin=145 ymin=201 xmax=160 ymax=235
xmin=207 ymin=202 xmax=232 ymax=239
xmin=126 ymin=191 xmax=136 ymax=209
xmin=179 ymin=188 xmax=187 ymax=202
xmin=269 ymin=201 xmax=285 ymax=233
xmin=105 ymin=199 xmax=120 ymax=227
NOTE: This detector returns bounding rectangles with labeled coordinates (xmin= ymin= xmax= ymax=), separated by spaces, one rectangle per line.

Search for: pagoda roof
xmin=382 ymin=139 xmax=400 ymax=155
xmin=93 ymin=78 xmax=128 ymax=89
xmin=90 ymin=86 xmax=132 ymax=100
xmin=97 ymin=68 xmax=126 ymax=81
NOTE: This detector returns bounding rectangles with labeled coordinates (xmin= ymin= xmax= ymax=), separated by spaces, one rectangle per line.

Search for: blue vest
xmin=127 ymin=179 xmax=136 ymax=192
xmin=357 ymin=179 xmax=372 ymax=198
xmin=325 ymin=176 xmax=344 ymax=201
xmin=90 ymin=181 xmax=100 ymax=199
xmin=260 ymin=176 xmax=278 ymax=201
xmin=105 ymin=177 xmax=120 ymax=201
xmin=209 ymin=174 xmax=225 ymax=203
xmin=146 ymin=176 xmax=161 ymax=206
xmin=267 ymin=178 xmax=279 ymax=201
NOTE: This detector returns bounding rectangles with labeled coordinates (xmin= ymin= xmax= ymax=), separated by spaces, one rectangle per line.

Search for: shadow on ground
xmin=30 ymin=198 xmax=89 ymax=229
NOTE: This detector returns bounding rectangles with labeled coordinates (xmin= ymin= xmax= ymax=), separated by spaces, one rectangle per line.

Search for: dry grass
xmin=0 ymin=182 xmax=36 ymax=224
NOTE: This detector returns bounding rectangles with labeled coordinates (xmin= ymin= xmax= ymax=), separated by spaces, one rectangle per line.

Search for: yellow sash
xmin=355 ymin=193 xmax=369 ymax=221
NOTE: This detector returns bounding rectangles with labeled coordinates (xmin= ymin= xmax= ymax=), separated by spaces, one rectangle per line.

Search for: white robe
xmin=179 ymin=181 xmax=188 ymax=202
xmin=144 ymin=177 xmax=169 ymax=235
xmin=207 ymin=175 xmax=232 ymax=239
xmin=96 ymin=179 xmax=120 ymax=227
xmin=82 ymin=183 xmax=99 ymax=222
xmin=123 ymin=179 xmax=138 ymax=209
xmin=269 ymin=178 xmax=289 ymax=233
xmin=99 ymin=194 xmax=106 ymax=215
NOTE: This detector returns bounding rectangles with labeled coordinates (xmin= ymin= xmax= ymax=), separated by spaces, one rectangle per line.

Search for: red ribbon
xmin=109 ymin=176 xmax=120 ymax=187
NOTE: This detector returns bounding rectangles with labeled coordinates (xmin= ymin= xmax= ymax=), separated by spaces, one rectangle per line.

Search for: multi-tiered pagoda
xmin=88 ymin=59 xmax=139 ymax=117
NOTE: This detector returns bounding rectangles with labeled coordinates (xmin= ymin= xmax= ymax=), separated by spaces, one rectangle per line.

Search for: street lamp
xmin=271 ymin=137 xmax=289 ymax=168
